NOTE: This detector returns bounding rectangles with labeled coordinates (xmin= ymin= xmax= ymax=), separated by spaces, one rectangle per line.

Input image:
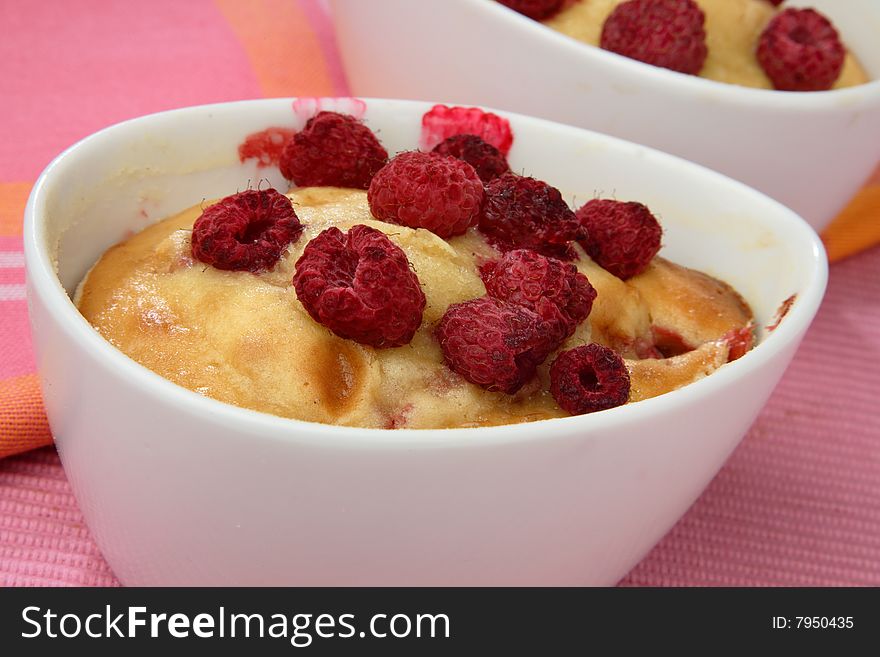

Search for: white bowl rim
xmin=24 ymin=97 xmax=828 ymax=450
xmin=480 ymin=0 xmax=880 ymax=106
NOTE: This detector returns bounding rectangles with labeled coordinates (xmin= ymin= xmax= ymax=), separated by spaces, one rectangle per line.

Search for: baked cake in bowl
xmin=24 ymin=98 xmax=826 ymax=585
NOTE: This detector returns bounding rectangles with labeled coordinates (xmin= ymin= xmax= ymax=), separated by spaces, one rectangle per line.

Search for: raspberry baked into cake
xmin=500 ymin=0 xmax=869 ymax=91
xmin=76 ymin=106 xmax=755 ymax=429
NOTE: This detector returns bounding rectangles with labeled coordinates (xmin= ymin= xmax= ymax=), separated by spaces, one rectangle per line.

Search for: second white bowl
xmin=330 ymin=0 xmax=880 ymax=232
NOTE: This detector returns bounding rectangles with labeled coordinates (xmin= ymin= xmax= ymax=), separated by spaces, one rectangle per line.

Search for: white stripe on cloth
xmin=0 ymin=252 xmax=25 ymax=268
xmin=0 ymin=283 xmax=26 ymax=301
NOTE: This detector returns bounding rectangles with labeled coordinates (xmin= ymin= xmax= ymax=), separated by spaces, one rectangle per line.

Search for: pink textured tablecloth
xmin=2 ymin=0 xmax=879 ymax=587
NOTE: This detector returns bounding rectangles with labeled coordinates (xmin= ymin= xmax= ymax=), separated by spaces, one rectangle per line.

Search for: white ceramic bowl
xmin=330 ymin=0 xmax=880 ymax=232
xmin=25 ymin=98 xmax=826 ymax=586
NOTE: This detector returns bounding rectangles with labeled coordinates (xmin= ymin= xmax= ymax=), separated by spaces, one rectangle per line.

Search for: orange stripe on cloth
xmin=214 ymin=0 xmax=336 ymax=98
xmin=0 ymin=182 xmax=32 ymax=237
xmin=823 ymin=164 xmax=880 ymax=262
xmin=0 ymin=373 xmax=53 ymax=459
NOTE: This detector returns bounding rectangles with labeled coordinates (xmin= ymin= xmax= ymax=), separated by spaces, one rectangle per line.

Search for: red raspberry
xmin=756 ymin=8 xmax=844 ymax=92
xmin=432 ymin=134 xmax=511 ymax=183
xmin=766 ymin=0 xmax=784 ymax=5
xmin=481 ymin=249 xmax=596 ymax=345
xmin=292 ymin=225 xmax=426 ymax=348
xmin=722 ymin=324 xmax=755 ymax=363
xmin=279 ymin=111 xmax=388 ymax=189
xmin=238 ymin=127 xmax=297 ymax=168
xmin=600 ymin=0 xmax=708 ymax=75
xmin=191 ymin=189 xmax=303 ymax=273
xmin=575 ymin=199 xmax=662 ymax=279
xmin=479 ymin=173 xmax=582 ymax=260
xmin=420 ymin=105 xmax=514 ymax=155
xmin=436 ymin=296 xmax=555 ymax=393
xmin=550 ymin=344 xmax=631 ymax=415
xmin=367 ymin=151 xmax=484 ymax=238
xmin=497 ymin=0 xmax=564 ymax=21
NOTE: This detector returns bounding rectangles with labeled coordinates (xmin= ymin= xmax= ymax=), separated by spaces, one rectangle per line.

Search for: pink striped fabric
xmin=2 ymin=0 xmax=879 ymax=587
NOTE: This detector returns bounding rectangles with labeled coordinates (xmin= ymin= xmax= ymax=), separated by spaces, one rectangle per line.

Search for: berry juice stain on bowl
xmin=515 ymin=0 xmax=870 ymax=91
xmin=75 ymin=103 xmax=758 ymax=430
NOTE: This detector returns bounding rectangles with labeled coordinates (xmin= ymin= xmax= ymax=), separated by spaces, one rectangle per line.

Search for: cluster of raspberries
xmin=191 ymin=108 xmax=654 ymax=414
xmin=501 ymin=0 xmax=845 ymax=92
xmin=270 ymin=108 xmax=663 ymax=275
xmin=436 ymin=249 xmax=630 ymax=416
xmin=437 ymin=249 xmax=597 ymax=394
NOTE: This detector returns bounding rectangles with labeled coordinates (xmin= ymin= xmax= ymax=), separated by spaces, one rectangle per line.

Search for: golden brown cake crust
xmin=77 ymin=188 xmax=753 ymax=428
